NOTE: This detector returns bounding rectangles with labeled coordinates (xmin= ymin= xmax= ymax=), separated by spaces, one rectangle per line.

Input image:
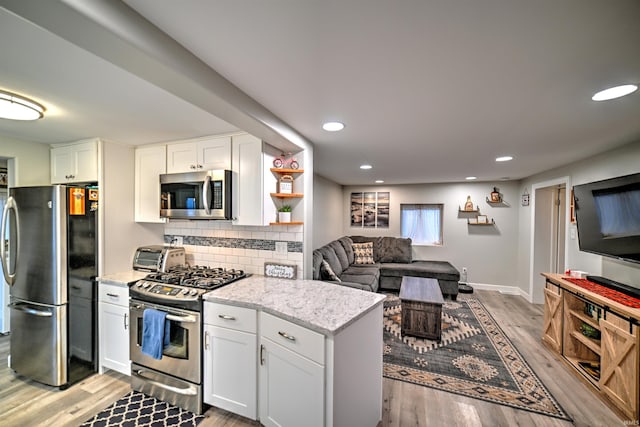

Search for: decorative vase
xmin=278 ymin=212 xmax=291 ymax=223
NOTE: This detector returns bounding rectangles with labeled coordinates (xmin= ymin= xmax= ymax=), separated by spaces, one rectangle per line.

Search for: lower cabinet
xmin=203 ymin=303 xmax=257 ymax=420
xmin=98 ymin=282 xmax=130 ymax=375
xmin=203 ymin=301 xmax=383 ymax=426
xmin=259 ymin=313 xmax=325 ymax=427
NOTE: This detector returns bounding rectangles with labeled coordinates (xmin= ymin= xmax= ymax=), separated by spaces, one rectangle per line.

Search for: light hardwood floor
xmin=0 ymin=290 xmax=626 ymax=427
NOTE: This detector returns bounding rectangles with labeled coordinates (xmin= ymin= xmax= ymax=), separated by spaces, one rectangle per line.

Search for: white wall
xmin=312 ymin=174 xmax=344 ymax=248
xmin=342 ymin=181 xmax=522 ymax=288
xmin=518 ymin=140 xmax=640 ymax=292
xmin=0 ymin=136 xmax=50 ymax=186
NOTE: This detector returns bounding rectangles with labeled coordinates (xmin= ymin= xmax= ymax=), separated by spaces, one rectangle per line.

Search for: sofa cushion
xmin=318 ymin=246 xmax=344 ymax=277
xmin=338 ymin=236 xmax=355 ymax=265
xmin=353 ymin=242 xmax=375 ymax=264
xmin=328 ymin=240 xmax=350 ymax=271
xmin=312 ymin=250 xmax=323 ymax=280
xmin=343 ymin=264 xmax=380 ymax=278
xmin=376 ymin=237 xmax=412 ymax=263
xmin=320 ymin=260 xmax=341 ymax=282
xmin=339 ymin=273 xmax=379 ymax=292
xmin=380 ymin=260 xmax=460 ymax=281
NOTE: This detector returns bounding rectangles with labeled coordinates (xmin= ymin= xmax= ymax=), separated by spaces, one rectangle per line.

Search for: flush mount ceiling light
xmin=360 ymin=164 xmax=372 ymax=170
xmin=375 ymin=180 xmax=384 ymax=183
xmin=592 ymin=84 xmax=638 ymax=101
xmin=495 ymin=156 xmax=513 ymax=162
xmin=0 ymin=89 xmax=45 ymax=121
xmin=322 ymin=121 xmax=345 ymax=132
xmin=465 ymin=176 xmax=477 ymax=180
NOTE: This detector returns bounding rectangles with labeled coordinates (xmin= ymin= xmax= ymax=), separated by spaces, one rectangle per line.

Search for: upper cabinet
xmin=135 ymin=145 xmax=167 ymax=223
xmin=51 ymin=139 xmax=98 ymax=183
xmin=166 ymin=136 xmax=231 ymax=173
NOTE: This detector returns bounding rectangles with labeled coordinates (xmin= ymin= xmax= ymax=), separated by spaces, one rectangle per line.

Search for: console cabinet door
xmin=203 ymin=324 xmax=257 ymax=419
xmin=167 ymin=137 xmax=231 ymax=173
xmin=259 ymin=337 xmax=324 ymax=427
xmin=51 ymin=140 xmax=98 ymax=184
xmin=134 ymin=145 xmax=167 ymax=223
xmin=542 ymin=283 xmax=563 ymax=353
xmin=600 ymin=316 xmax=638 ymax=420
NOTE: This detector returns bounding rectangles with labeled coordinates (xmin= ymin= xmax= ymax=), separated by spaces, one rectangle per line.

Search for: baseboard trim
xmin=461 ymin=282 xmax=523 ymax=295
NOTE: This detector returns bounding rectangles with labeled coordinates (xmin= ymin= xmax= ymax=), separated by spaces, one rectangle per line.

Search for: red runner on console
xmin=564 ymin=277 xmax=640 ymax=309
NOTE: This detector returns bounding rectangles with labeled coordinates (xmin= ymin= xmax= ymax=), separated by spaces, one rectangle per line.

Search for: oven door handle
xmin=133 ymin=369 xmax=198 ymax=396
xmin=166 ymin=313 xmax=197 ymax=323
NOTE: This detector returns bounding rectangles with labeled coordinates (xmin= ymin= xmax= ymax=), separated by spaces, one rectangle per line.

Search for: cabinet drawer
xmin=260 ymin=312 xmax=324 ymax=365
xmin=205 ymin=302 xmax=257 ymax=333
xmin=98 ymin=283 xmax=129 ymax=306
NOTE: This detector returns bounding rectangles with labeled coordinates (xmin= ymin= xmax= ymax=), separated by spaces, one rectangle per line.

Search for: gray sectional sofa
xmin=312 ymin=236 xmax=460 ymax=299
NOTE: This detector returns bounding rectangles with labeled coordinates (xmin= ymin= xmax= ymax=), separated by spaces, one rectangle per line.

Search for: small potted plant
xmin=278 ymin=205 xmax=292 ymax=223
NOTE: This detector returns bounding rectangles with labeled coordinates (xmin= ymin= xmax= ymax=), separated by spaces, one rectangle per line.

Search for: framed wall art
xmin=0 ymin=167 xmax=7 ymax=188
xmin=350 ymin=191 xmax=389 ymax=228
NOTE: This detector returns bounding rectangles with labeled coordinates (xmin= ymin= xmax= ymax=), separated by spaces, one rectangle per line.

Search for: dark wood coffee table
xmin=399 ymin=276 xmax=445 ymax=340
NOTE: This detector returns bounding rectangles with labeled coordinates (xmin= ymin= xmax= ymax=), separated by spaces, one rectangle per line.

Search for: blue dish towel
xmin=141 ymin=308 xmax=170 ymax=360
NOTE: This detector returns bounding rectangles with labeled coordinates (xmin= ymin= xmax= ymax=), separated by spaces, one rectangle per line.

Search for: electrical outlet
xmin=275 ymin=241 xmax=287 ymax=255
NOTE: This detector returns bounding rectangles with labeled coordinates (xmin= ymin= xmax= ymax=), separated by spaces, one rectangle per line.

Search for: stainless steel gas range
xmin=129 ymin=266 xmax=246 ymax=414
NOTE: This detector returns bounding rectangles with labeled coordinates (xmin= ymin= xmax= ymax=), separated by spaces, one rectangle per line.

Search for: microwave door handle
xmin=203 ymin=175 xmax=212 ymax=215
xmin=1 ymin=196 xmax=19 ymax=286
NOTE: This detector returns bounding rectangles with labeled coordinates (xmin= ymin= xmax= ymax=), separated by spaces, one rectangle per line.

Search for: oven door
xmin=129 ymin=299 xmax=201 ymax=383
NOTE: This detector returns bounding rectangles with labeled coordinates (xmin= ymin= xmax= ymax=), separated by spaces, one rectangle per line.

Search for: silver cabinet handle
xmin=278 ymin=331 xmax=296 ymax=342
xmin=106 ymin=293 xmax=119 ymax=298
xmin=204 ymin=330 xmax=210 ymax=350
xmin=1 ymin=196 xmax=19 ymax=286
xmin=218 ymin=314 xmax=236 ymax=320
xmin=260 ymin=344 xmax=265 ymax=365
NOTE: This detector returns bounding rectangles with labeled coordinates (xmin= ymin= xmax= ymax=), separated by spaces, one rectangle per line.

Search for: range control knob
xmin=182 ymin=289 xmax=189 ymax=295
xmin=189 ymin=289 xmax=198 ymax=296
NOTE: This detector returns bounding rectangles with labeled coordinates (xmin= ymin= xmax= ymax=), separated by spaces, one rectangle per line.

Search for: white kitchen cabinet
xmin=203 ymin=303 xmax=257 ymax=420
xmin=231 ymin=134 xmax=279 ymax=226
xmin=166 ymin=136 xmax=231 ymax=173
xmin=134 ymin=145 xmax=166 ymax=223
xmin=50 ymin=139 xmax=98 ymax=183
xmin=98 ymin=282 xmax=130 ymax=376
xmin=259 ymin=315 xmax=325 ymax=427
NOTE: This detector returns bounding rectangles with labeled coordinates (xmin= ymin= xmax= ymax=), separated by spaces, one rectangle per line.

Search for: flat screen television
xmin=573 ymin=172 xmax=640 ymax=265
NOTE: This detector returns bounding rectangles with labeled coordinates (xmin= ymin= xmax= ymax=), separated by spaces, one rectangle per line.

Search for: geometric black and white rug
xmin=80 ymin=391 xmax=204 ymax=427
xmin=383 ymin=295 xmax=572 ymax=421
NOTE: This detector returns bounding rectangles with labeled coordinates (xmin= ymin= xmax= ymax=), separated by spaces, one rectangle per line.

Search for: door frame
xmin=529 ymin=176 xmax=571 ymax=304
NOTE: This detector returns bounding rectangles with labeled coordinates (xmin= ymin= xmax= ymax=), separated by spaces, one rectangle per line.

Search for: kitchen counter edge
xmin=203 ymin=276 xmax=385 ymax=336
xmin=98 ymin=270 xmax=149 ymax=286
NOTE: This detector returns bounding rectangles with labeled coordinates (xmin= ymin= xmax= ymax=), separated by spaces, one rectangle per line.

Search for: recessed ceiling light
xmin=322 ymin=121 xmax=345 ymax=131
xmin=592 ymin=84 xmax=638 ymax=101
xmin=360 ymin=164 xmax=372 ymax=170
xmin=465 ymin=176 xmax=477 ymax=180
xmin=375 ymin=180 xmax=384 ymax=183
xmin=0 ymin=89 xmax=45 ymax=120
xmin=495 ymin=156 xmax=513 ymax=162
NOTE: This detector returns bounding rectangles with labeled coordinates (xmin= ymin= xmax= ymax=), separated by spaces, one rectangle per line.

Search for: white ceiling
xmin=1 ymin=0 xmax=640 ymax=185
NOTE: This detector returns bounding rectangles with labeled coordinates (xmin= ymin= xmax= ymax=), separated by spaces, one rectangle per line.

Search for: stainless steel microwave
xmin=160 ymin=170 xmax=232 ymax=220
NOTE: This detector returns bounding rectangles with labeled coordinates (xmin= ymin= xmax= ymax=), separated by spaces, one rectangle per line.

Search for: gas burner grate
xmin=144 ymin=266 xmax=246 ymax=290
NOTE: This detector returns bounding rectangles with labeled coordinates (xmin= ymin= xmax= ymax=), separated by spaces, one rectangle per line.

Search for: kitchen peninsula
xmin=203 ymin=276 xmax=385 ymax=427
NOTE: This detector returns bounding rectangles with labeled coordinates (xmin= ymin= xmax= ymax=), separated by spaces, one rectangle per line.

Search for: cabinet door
xmin=167 ymin=142 xmax=198 ymax=173
xmin=203 ymin=325 xmax=257 ymax=419
xmin=600 ymin=316 xmax=638 ymax=420
xmin=542 ymin=284 xmax=563 ymax=353
xmin=135 ymin=145 xmax=167 ymax=223
xmin=259 ymin=337 xmax=324 ymax=427
xmin=198 ymin=136 xmax=231 ymax=171
xmin=73 ymin=140 xmax=99 ymax=182
xmin=98 ymin=301 xmax=130 ymax=376
xmin=232 ymin=134 xmax=264 ymax=226
xmin=51 ymin=145 xmax=73 ymax=183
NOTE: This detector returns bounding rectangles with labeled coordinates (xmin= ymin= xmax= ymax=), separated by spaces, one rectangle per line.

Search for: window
xmin=400 ymin=204 xmax=443 ymax=245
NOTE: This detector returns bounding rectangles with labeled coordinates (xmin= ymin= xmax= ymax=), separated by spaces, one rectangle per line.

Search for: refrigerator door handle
xmin=1 ymin=196 xmax=19 ymax=286
xmin=9 ymin=302 xmax=53 ymax=317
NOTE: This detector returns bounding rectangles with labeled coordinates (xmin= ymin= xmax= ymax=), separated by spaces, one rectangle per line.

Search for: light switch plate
xmin=275 ymin=241 xmax=287 ymax=255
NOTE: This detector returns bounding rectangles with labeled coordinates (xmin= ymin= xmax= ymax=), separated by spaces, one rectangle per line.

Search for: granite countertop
xmin=203 ymin=276 xmax=386 ymax=336
xmin=98 ymin=270 xmax=149 ymax=286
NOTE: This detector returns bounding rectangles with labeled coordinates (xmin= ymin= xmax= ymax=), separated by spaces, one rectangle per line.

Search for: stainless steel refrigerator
xmin=1 ymin=184 xmax=98 ymax=388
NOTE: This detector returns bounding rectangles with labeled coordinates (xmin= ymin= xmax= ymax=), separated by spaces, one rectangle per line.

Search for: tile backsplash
xmin=164 ymin=220 xmax=304 ymax=278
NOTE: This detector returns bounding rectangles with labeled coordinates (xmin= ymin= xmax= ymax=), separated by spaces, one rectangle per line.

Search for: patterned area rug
xmin=383 ymin=295 xmax=571 ymax=420
xmin=80 ymin=391 xmax=204 ymax=427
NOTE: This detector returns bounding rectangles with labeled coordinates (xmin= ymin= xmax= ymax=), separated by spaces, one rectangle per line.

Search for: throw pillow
xmin=353 ymin=241 xmax=375 ymax=264
xmin=321 ymin=260 xmax=341 ymax=282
